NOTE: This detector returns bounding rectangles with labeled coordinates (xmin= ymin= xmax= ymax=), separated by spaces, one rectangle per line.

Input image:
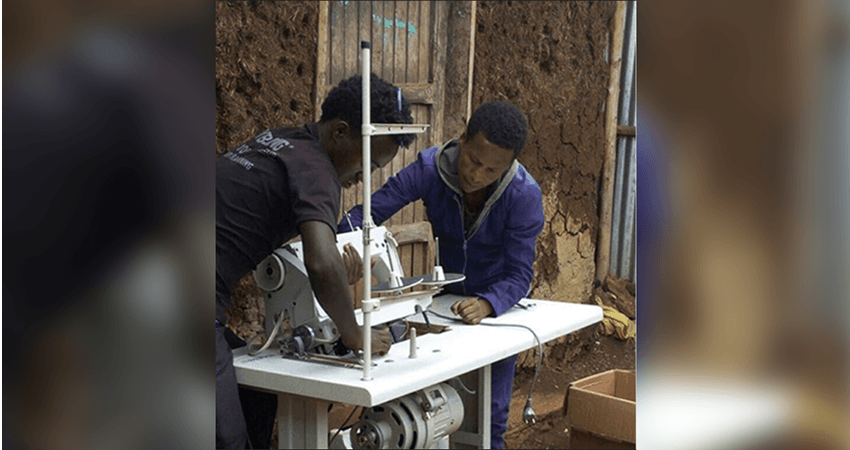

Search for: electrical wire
xmin=329 ymin=406 xmax=361 ymax=446
xmin=401 ymin=319 xmax=410 ymax=339
xmin=452 ymin=376 xmax=477 ymax=395
xmin=423 ymin=308 xmax=542 ymax=423
xmin=246 ymin=274 xmax=295 ymax=356
xmin=344 ymin=210 xmax=356 ymax=231
xmin=388 ymin=318 xmax=410 ymax=343
xmin=246 ymin=309 xmax=287 ymax=356
xmin=247 ymin=281 xmax=314 ymax=356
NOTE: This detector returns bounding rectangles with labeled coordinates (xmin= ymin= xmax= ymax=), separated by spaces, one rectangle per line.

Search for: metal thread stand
xmin=359 ymin=40 xmax=429 ymax=380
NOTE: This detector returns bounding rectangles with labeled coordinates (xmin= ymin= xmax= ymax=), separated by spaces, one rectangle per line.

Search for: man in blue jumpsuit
xmin=339 ymin=101 xmax=545 ymax=448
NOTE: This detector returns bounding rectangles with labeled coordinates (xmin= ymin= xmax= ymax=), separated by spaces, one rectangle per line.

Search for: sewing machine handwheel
xmin=253 ymin=253 xmax=286 ymax=292
xmin=372 ymin=276 xmax=425 ymax=293
xmin=419 ymin=272 xmax=466 ymax=287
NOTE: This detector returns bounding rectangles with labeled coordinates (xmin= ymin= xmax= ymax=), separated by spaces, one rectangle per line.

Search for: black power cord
xmin=329 ymin=405 xmax=361 ymax=446
xmin=422 ymin=308 xmax=541 ymax=424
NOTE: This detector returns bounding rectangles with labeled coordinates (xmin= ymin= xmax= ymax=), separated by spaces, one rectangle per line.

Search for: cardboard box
xmin=565 ymin=369 xmax=635 ymax=449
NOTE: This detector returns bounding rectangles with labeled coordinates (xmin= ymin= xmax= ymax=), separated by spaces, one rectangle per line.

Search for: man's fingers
xmin=450 ymin=298 xmax=485 ymax=324
xmin=344 ymin=248 xmax=355 ymax=268
xmin=460 ymin=301 xmax=486 ymax=324
xmin=459 ymin=301 xmax=478 ymax=317
xmin=452 ymin=300 xmax=471 ymax=316
xmin=372 ymin=328 xmax=392 ymax=355
xmin=343 ymin=244 xmax=358 ymax=263
xmin=342 ymin=244 xmax=365 ymax=284
xmin=458 ymin=308 xmax=474 ymax=323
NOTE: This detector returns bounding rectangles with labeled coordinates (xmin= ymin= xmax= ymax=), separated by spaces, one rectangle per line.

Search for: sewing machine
xmin=252 ymin=226 xmax=462 ymax=360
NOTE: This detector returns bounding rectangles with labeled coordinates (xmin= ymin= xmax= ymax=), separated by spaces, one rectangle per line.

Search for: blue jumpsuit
xmin=340 ymin=140 xmax=545 ymax=448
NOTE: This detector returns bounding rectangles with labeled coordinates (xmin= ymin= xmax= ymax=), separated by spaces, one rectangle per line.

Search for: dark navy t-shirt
xmin=215 ymin=124 xmax=340 ymax=323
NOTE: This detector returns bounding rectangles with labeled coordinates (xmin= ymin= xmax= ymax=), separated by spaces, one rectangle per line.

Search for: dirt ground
xmin=505 ymin=277 xmax=636 ymax=449
xmin=506 ymin=323 xmax=635 ymax=449
xmin=215 ymin=2 xmax=632 ymax=448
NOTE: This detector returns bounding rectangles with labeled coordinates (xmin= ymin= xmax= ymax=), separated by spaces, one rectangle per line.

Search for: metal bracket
xmin=361 ymin=299 xmax=381 ymax=313
xmin=362 ymin=123 xmax=430 ymax=136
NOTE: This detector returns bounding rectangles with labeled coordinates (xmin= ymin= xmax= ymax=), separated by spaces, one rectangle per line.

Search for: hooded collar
xmin=435 ymin=139 xmax=519 ymax=238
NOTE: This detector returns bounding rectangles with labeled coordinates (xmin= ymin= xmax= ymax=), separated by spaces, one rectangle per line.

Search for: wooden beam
xmin=387 ymin=221 xmax=434 ymax=246
xmin=467 ymin=1 xmax=477 ymax=122
xmin=444 ymin=1 xmax=477 ymax=140
xmin=396 ymin=83 xmax=438 ymax=105
xmin=315 ymin=1 xmax=330 ymax=122
xmin=316 ymin=82 xmax=437 ymax=110
xmin=595 ymin=1 xmax=627 ymax=284
xmin=387 ymin=220 xmax=435 ymax=285
xmin=431 ymin=1 xmax=450 ymax=147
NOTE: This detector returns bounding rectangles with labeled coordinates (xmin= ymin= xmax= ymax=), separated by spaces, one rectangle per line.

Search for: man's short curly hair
xmin=465 ymin=101 xmax=528 ymax=158
xmin=320 ymin=73 xmax=415 ymax=147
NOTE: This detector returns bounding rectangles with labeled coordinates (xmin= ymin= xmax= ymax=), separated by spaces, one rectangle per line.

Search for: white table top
xmin=233 ymin=294 xmax=602 ymax=406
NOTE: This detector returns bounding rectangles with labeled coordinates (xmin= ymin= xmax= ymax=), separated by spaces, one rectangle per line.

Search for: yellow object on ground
xmin=594 ymin=297 xmax=636 ymax=340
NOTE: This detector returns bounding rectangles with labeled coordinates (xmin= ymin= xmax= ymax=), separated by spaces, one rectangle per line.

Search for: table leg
xmin=450 ymin=364 xmax=492 ymax=449
xmin=276 ymin=392 xmax=330 ymax=449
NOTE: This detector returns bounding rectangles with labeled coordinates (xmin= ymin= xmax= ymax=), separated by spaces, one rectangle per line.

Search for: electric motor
xmin=351 ymin=383 xmax=463 ymax=449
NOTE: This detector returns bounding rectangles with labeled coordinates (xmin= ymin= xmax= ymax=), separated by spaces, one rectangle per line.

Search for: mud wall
xmin=215 ymin=1 xmax=319 ymax=338
xmin=473 ymin=1 xmax=616 ymax=303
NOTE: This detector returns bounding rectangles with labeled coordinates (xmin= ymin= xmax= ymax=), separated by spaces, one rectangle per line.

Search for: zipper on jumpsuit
xmin=453 ymin=193 xmax=470 ymax=294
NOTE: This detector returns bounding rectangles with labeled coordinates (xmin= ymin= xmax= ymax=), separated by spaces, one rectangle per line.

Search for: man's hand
xmin=341 ymin=243 xmax=362 ymax=285
xmin=450 ymin=297 xmax=494 ymax=325
xmin=340 ymin=326 xmax=392 ymax=356
xmin=342 ymin=243 xmax=381 ymax=285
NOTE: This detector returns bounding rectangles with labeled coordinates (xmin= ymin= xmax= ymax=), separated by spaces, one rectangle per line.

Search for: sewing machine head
xmin=253 ymin=227 xmax=438 ymax=357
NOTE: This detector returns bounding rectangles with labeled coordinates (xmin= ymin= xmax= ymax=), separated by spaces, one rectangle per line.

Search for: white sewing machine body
xmin=253 ymin=226 xmax=437 ymax=357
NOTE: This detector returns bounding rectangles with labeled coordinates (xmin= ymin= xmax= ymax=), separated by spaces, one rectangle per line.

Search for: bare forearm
xmin=300 ymin=220 xmax=392 ymax=355
xmin=300 ymin=220 xmax=363 ymax=349
xmin=305 ymin=261 xmax=359 ymax=342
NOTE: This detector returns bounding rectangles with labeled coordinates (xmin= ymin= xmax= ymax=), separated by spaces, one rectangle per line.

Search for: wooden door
xmin=315 ymin=0 xmax=475 ymax=280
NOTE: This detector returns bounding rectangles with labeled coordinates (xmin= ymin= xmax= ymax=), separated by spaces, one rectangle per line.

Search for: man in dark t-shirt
xmin=215 ymin=74 xmax=414 ymax=449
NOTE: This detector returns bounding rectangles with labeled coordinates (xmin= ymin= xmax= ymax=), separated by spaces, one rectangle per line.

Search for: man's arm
xmin=450 ymin=186 xmax=545 ymax=323
xmin=475 ymin=188 xmax=546 ymax=319
xmin=338 ymin=148 xmax=434 ymax=231
xmin=299 ymin=220 xmax=391 ymax=355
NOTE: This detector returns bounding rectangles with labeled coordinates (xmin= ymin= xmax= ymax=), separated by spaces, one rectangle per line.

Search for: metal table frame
xmin=233 ymin=295 xmax=602 ymax=449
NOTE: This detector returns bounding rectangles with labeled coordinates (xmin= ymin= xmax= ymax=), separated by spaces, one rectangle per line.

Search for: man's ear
xmin=333 ymin=120 xmax=352 ymax=140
